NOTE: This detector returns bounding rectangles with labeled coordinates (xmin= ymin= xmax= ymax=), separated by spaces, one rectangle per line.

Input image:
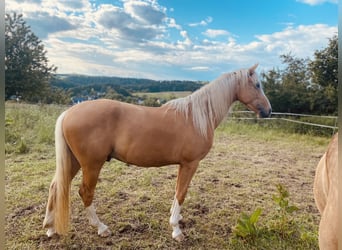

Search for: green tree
xmin=262 ymin=54 xmax=311 ymax=113
xmin=309 ymin=35 xmax=338 ymax=114
xmin=262 ymin=35 xmax=337 ymax=115
xmin=5 ymin=12 xmax=57 ymax=102
xmin=279 ymin=54 xmax=311 ymax=113
xmin=103 ymin=86 xmax=123 ymax=100
xmin=43 ymin=87 xmax=72 ymax=105
xmin=261 ymin=68 xmax=282 ymax=112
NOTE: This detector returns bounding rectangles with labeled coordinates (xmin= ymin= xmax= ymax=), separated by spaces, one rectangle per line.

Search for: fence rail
xmin=228 ymin=111 xmax=338 ymax=130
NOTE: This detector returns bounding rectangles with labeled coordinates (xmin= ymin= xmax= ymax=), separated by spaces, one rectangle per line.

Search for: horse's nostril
xmin=259 ymin=108 xmax=271 ymax=118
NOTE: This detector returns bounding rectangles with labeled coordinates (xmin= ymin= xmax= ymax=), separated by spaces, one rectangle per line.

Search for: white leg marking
xmin=169 ymin=197 xmax=184 ymax=241
xmin=44 ymin=209 xmax=56 ymax=237
xmin=46 ymin=227 xmax=56 ymax=237
xmin=85 ymin=204 xmax=111 ymax=237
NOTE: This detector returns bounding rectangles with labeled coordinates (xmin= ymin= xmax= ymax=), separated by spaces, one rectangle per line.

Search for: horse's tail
xmin=43 ymin=111 xmax=72 ymax=235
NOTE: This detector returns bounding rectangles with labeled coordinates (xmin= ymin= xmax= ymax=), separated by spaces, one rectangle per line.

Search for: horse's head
xmin=236 ymin=64 xmax=272 ymax=118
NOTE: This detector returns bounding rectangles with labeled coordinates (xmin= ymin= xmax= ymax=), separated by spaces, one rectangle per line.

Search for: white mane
xmin=164 ymin=69 xmax=250 ymax=137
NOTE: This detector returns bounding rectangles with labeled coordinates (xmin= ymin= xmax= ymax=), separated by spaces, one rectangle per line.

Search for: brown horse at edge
xmin=43 ymin=64 xmax=272 ymax=241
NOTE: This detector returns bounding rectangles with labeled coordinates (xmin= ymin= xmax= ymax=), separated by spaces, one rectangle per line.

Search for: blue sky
xmin=6 ymin=0 xmax=337 ymax=80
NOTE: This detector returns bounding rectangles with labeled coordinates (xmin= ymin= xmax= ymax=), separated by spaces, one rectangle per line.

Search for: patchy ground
xmin=5 ymin=118 xmax=330 ymax=249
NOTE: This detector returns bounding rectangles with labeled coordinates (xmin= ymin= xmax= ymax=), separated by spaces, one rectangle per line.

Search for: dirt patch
xmin=8 ymin=204 xmax=42 ymax=219
xmin=118 ymin=223 xmax=149 ymax=234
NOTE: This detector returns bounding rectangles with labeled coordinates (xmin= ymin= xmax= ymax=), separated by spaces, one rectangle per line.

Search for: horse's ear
xmin=248 ymin=63 xmax=259 ymax=76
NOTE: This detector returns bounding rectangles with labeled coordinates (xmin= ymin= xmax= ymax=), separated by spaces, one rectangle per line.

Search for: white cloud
xmin=93 ymin=2 xmax=167 ymax=43
xmin=255 ymin=24 xmax=337 ymax=58
xmin=6 ymin=0 xmax=91 ymax=15
xmin=202 ymin=29 xmax=230 ymax=38
xmin=124 ymin=0 xmax=166 ymax=25
xmin=95 ymin=5 xmax=134 ymax=29
xmin=177 ymin=30 xmax=192 ymax=48
xmin=26 ymin=12 xmax=76 ymax=39
xmin=48 ymin=0 xmax=91 ymax=11
xmin=188 ymin=16 xmax=213 ymax=27
xmin=6 ymin=0 xmax=92 ymax=38
xmin=187 ymin=66 xmax=210 ymax=71
xmin=166 ymin=17 xmax=182 ymax=30
xmin=296 ymin=0 xmax=337 ymax=5
xmin=5 ymin=1 xmax=43 ymax=16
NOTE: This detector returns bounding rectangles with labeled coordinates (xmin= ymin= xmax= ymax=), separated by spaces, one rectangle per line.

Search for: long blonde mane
xmin=164 ymin=68 xmax=250 ymax=137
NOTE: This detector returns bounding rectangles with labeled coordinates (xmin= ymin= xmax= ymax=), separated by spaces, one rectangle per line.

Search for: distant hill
xmin=51 ymin=74 xmax=206 ymax=105
xmin=52 ymin=74 xmax=205 ymax=95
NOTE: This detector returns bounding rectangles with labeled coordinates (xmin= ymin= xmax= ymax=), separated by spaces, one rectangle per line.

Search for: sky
xmin=6 ymin=0 xmax=338 ymax=81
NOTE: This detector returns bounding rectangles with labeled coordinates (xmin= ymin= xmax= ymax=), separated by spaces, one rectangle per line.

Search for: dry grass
xmin=5 ymin=103 xmax=331 ymax=249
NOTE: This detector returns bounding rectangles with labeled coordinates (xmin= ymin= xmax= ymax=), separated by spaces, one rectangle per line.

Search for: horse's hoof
xmin=99 ymin=228 xmax=112 ymax=237
xmin=46 ymin=228 xmax=56 ymax=237
xmin=173 ymin=233 xmax=185 ymax=242
xmin=98 ymin=223 xmax=111 ymax=237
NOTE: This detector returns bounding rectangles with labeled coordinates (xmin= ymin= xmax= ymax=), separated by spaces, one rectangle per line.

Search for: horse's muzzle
xmin=259 ymin=108 xmax=272 ymax=118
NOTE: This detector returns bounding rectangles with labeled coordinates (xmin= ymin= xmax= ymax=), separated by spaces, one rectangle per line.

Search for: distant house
xmin=71 ymin=97 xmax=88 ymax=104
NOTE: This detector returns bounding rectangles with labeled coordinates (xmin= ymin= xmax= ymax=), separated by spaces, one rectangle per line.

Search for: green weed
xmin=271 ymin=183 xmax=299 ymax=237
xmin=233 ymin=207 xmax=262 ymax=240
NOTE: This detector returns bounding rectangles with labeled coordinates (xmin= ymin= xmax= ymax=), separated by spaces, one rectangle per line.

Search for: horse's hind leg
xmin=79 ymin=162 xmax=111 ymax=237
xmin=170 ymin=161 xmax=199 ymax=242
xmin=44 ymin=155 xmax=80 ymax=237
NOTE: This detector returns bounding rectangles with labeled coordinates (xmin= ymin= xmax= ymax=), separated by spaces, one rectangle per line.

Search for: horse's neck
xmin=212 ymin=100 xmax=236 ymax=129
xmin=164 ymin=72 xmax=239 ymax=137
xmin=206 ymin=75 xmax=238 ymax=129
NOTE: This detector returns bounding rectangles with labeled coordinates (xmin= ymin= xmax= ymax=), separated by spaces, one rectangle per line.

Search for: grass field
xmin=5 ymin=103 xmax=332 ymax=249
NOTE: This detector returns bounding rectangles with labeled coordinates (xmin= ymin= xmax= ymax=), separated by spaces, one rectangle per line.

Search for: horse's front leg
xmin=170 ymin=161 xmax=199 ymax=242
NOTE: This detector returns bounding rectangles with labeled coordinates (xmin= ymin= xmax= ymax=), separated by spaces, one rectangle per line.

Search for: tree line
xmin=261 ymin=36 xmax=337 ymax=115
xmin=5 ymin=12 xmax=337 ymax=115
xmin=52 ymin=75 xmax=203 ymax=98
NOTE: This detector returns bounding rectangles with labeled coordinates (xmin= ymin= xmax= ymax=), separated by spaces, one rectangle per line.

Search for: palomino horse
xmin=314 ymin=133 xmax=338 ymax=249
xmin=43 ymin=64 xmax=271 ymax=241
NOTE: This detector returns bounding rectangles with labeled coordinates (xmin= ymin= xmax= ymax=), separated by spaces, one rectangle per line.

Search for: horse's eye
xmin=256 ymin=82 xmax=261 ymax=89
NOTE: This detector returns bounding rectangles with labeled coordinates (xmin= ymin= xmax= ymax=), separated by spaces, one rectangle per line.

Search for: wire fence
xmin=228 ymin=111 xmax=338 ymax=136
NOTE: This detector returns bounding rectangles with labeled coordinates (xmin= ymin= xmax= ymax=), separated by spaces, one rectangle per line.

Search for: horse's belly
xmin=124 ymin=156 xmax=176 ymax=168
xmin=113 ymin=138 xmax=181 ymax=167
